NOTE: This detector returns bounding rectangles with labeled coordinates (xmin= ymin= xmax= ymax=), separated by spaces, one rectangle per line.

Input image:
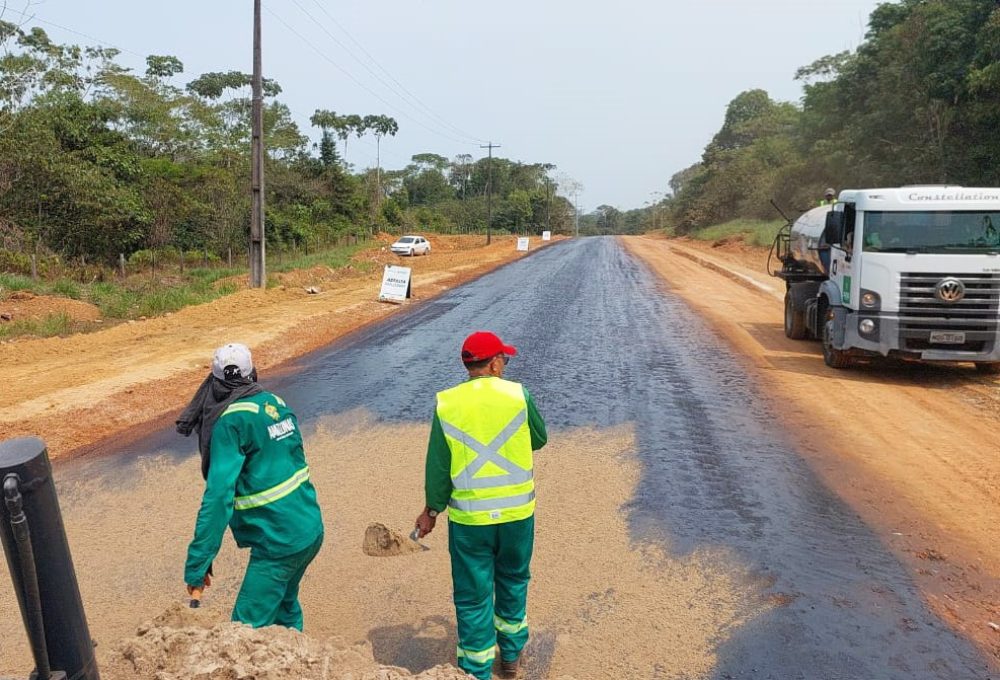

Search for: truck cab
xmin=778 ymin=187 xmax=1000 ymax=371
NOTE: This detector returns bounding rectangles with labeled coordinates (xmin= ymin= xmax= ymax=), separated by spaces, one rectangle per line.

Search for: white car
xmin=390 ymin=235 xmax=431 ymax=256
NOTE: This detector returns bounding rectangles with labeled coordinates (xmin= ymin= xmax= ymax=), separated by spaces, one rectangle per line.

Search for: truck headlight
xmin=859 ymin=319 xmax=877 ymax=335
xmin=861 ymin=292 xmax=879 ymax=308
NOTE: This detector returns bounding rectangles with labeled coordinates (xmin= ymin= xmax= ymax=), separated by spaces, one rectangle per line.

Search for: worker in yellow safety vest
xmin=415 ymin=331 xmax=547 ymax=680
xmin=820 ymin=187 xmax=838 ymax=206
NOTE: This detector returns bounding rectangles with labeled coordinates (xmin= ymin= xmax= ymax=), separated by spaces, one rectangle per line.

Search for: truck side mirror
xmin=824 ymin=211 xmax=846 ymax=244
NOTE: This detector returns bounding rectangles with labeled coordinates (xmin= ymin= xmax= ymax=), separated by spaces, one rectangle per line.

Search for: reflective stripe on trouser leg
xmin=494 ymin=515 xmax=534 ymax=662
xmin=449 ymin=521 xmax=499 ymax=680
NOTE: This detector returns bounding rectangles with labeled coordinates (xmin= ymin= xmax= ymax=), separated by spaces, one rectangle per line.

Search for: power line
xmin=0 ymin=6 xmax=146 ymax=59
xmin=1 ymin=5 xmax=468 ymax=171
xmin=305 ymin=0 xmax=486 ymax=144
xmin=287 ymin=0 xmax=482 ymax=145
xmin=481 ymin=141 xmax=500 ymax=245
xmin=263 ymin=3 xmax=476 ymax=148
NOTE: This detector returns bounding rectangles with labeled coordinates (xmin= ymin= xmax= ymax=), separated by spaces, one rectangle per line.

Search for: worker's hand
xmin=186 ymin=573 xmax=212 ymax=596
xmin=415 ymin=509 xmax=437 ymax=538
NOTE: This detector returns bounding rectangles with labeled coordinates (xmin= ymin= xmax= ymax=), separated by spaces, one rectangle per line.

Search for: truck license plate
xmin=930 ymin=331 xmax=966 ymax=344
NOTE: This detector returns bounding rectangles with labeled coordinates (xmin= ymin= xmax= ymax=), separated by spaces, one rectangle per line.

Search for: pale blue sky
xmin=6 ymin=0 xmax=882 ymax=210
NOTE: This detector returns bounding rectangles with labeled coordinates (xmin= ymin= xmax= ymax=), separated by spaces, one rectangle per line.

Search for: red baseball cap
xmin=461 ymin=331 xmax=517 ymax=364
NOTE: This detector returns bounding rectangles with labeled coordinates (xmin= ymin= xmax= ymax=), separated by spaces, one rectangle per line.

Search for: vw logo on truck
xmin=934 ymin=278 xmax=965 ymax=303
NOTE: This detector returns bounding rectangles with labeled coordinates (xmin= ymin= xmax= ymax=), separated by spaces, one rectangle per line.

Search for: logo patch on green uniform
xmin=265 ymin=403 xmax=280 ymax=421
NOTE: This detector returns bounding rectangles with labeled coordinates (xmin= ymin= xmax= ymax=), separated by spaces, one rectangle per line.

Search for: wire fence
xmin=0 ymin=234 xmax=369 ymax=284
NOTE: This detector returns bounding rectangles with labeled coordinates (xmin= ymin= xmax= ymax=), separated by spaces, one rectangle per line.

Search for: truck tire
xmin=822 ymin=313 xmax=852 ymax=369
xmin=975 ymin=362 xmax=1000 ymax=375
xmin=784 ymin=293 xmax=808 ymax=339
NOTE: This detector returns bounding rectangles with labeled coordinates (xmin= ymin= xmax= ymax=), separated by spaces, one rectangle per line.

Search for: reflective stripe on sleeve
xmin=222 ymin=402 xmax=260 ymax=417
xmin=233 ymin=467 xmax=310 ymax=511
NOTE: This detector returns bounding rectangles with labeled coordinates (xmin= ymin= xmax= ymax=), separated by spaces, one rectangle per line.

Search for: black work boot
xmin=499 ymin=656 xmax=520 ymax=679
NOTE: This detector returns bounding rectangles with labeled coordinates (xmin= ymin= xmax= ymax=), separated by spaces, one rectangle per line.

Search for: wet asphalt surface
xmin=62 ymin=236 xmax=992 ymax=679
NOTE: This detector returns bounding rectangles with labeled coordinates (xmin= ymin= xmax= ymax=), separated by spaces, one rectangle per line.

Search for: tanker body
xmin=774 ymin=187 xmax=1000 ymax=371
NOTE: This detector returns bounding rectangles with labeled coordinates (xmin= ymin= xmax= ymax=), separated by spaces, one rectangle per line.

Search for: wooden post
xmin=30 ymin=255 xmax=37 ymax=281
xmin=228 ymin=247 xmax=233 ymax=268
xmin=179 ymin=250 xmax=185 ymax=273
xmin=119 ymin=254 xmax=125 ymax=278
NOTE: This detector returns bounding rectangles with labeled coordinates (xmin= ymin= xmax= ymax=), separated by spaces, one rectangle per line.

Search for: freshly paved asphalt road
xmin=67 ymin=236 xmax=993 ymax=679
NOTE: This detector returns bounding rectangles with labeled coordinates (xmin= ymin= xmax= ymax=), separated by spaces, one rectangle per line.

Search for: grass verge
xmin=686 ymin=219 xmax=785 ymax=248
xmin=0 ymin=312 xmax=75 ymax=340
xmin=0 ymin=242 xmax=367 ymax=340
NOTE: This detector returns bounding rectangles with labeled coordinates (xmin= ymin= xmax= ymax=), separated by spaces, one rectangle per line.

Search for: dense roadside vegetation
xmin=670 ymin=0 xmax=1000 ymax=233
xmin=582 ymin=0 xmax=1000 ymax=237
xmin=0 ymin=13 xmax=574 ymax=277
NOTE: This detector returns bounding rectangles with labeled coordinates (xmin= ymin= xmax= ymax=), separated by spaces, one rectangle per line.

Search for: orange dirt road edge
xmin=0 ymin=236 xmax=562 ymax=461
xmin=621 ymin=235 xmax=1000 ymax=667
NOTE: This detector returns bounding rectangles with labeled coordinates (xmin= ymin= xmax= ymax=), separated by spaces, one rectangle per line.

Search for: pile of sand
xmin=363 ymin=523 xmax=426 ymax=557
xmin=104 ymin=603 xmax=471 ymax=680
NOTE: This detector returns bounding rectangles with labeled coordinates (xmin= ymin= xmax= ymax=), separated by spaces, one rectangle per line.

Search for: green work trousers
xmin=232 ymin=532 xmax=323 ymax=631
xmin=448 ymin=515 xmax=534 ymax=680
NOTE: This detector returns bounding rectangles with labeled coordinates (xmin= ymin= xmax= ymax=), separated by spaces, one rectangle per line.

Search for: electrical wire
xmin=263 ymin=3 xmax=476 ymax=148
xmin=305 ymin=0 xmax=486 ymax=144
xmin=0 ymin=5 xmax=146 ymax=59
xmin=1 ymin=4 xmax=472 ymax=168
xmin=288 ymin=0 xmax=480 ymax=144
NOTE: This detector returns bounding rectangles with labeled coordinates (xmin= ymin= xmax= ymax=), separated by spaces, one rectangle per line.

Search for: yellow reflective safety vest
xmin=436 ymin=377 xmax=535 ymax=526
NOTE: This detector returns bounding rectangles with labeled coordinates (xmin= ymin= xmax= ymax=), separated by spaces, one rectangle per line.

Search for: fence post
xmin=228 ymin=247 xmax=233 ymax=268
xmin=151 ymin=250 xmax=156 ymax=279
xmin=179 ymin=250 xmax=185 ymax=274
xmin=30 ymin=255 xmax=37 ymax=282
xmin=119 ymin=253 xmax=125 ymax=279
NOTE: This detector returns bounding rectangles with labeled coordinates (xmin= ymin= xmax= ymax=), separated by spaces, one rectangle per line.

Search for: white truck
xmin=774 ymin=187 xmax=1000 ymax=371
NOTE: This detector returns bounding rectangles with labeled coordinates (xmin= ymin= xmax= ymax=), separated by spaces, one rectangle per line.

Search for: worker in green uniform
xmin=415 ymin=331 xmax=547 ymax=680
xmin=177 ymin=343 xmax=323 ymax=630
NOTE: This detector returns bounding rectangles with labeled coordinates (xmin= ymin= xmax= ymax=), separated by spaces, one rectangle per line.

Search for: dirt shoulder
xmin=0 ymin=235 xmax=559 ymax=460
xmin=622 ymin=235 xmax=1000 ymax=665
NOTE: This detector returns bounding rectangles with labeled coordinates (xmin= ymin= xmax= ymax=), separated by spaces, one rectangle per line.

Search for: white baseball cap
xmin=212 ymin=343 xmax=254 ymax=380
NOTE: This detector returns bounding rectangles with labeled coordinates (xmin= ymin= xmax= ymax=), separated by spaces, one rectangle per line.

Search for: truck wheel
xmin=822 ymin=315 xmax=852 ymax=369
xmin=784 ymin=293 xmax=808 ymax=339
xmin=974 ymin=362 xmax=1000 ymax=375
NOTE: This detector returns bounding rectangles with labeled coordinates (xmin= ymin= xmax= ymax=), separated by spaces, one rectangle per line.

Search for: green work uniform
xmin=426 ymin=376 xmax=547 ymax=680
xmin=185 ymin=391 xmax=324 ymax=630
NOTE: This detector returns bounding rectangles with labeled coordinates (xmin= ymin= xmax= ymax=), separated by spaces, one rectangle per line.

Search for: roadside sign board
xmin=517 ymin=237 xmax=530 ymax=252
xmin=542 ymin=231 xmax=552 ymax=241
xmin=379 ymin=265 xmax=412 ymax=303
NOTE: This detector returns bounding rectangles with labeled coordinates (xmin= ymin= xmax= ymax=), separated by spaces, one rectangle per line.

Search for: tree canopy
xmin=666 ymin=0 xmax=1000 ymax=233
xmin=0 ymin=18 xmax=570 ymax=266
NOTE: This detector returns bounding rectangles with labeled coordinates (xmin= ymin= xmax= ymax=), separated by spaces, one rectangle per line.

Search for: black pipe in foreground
xmin=0 ymin=437 xmax=99 ymax=680
xmin=4 ymin=474 xmax=51 ymax=680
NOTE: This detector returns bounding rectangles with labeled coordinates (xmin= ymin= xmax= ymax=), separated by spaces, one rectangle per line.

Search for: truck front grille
xmin=898 ymin=272 xmax=1000 ymax=350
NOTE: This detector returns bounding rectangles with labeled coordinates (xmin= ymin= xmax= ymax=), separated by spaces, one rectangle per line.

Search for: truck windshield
xmin=862 ymin=211 xmax=1000 ymax=253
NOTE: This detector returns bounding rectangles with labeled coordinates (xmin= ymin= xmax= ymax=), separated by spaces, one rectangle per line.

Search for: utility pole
xmin=544 ymin=177 xmax=552 ymax=233
xmin=249 ymin=0 xmax=266 ymax=288
xmin=573 ymin=189 xmax=580 ymax=238
xmin=480 ymin=141 xmax=500 ymax=245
